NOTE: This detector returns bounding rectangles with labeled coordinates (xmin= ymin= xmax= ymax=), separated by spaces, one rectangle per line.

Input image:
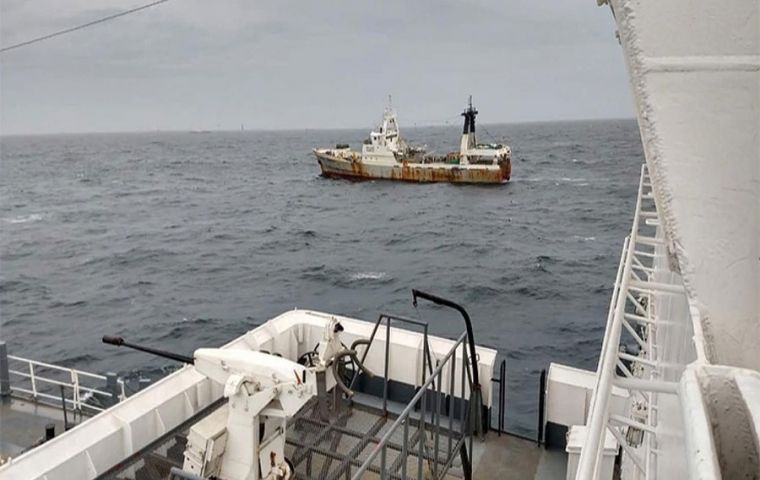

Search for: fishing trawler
xmin=313 ymin=98 xmax=512 ymax=184
xmin=1 ymin=0 xmax=758 ymax=479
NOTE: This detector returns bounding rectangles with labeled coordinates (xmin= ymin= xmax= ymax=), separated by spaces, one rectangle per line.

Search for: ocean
xmin=0 ymin=119 xmax=643 ymax=436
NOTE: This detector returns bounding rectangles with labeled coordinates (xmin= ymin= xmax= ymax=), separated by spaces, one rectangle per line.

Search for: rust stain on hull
xmin=316 ymin=152 xmax=511 ymax=185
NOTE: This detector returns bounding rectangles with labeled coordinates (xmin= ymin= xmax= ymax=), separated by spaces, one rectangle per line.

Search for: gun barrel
xmin=101 ymin=335 xmax=194 ymax=364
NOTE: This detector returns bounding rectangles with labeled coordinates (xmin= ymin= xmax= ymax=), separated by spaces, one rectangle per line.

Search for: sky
xmin=0 ymin=0 xmax=634 ymax=135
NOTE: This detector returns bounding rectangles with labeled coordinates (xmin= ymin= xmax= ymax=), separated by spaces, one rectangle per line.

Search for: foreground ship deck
xmin=0 ymin=397 xmax=67 ymax=459
xmin=84 ymin=392 xmax=566 ymax=480
xmin=0 ymin=307 xmax=573 ymax=480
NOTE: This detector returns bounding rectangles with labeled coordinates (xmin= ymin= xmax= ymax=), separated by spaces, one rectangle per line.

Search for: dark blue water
xmin=0 ymin=119 xmax=643 ymax=436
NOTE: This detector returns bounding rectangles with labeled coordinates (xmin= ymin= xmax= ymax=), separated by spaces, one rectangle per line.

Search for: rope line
xmin=478 ymin=124 xmax=506 ymax=145
xmin=0 ymin=0 xmax=170 ymax=54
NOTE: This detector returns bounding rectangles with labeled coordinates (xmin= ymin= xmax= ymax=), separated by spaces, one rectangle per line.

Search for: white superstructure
xmin=359 ymin=103 xmax=408 ymax=163
xmin=575 ymin=0 xmax=760 ymax=479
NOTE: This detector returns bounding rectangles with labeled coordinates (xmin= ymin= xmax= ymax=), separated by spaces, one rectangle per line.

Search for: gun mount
xmin=102 ymin=318 xmax=374 ymax=480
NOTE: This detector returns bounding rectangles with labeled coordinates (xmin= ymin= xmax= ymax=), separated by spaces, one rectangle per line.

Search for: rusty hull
xmin=314 ymin=151 xmax=511 ymax=184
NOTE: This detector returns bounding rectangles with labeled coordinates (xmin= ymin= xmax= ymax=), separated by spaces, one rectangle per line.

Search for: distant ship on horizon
xmin=313 ymin=97 xmax=512 ymax=184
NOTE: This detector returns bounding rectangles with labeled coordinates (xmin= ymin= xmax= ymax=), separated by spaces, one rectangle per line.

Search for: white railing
xmin=576 ymin=164 xmax=688 ymax=479
xmin=7 ymin=355 xmax=125 ymax=413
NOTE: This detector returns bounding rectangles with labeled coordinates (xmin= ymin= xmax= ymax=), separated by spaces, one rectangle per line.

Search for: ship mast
xmin=460 ymin=95 xmax=478 ymax=163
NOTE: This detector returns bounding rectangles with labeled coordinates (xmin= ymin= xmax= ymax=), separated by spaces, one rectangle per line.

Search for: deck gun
xmin=103 ymin=317 xmax=373 ymax=480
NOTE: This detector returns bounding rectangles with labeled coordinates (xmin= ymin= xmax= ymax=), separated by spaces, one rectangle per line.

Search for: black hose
xmin=331 ymin=349 xmax=375 ymax=397
xmin=336 ymin=349 xmax=374 ymax=378
xmin=350 ymin=338 xmax=371 ymax=353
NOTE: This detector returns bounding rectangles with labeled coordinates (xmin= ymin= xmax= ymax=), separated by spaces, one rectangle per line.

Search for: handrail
xmin=490 ymin=359 xmax=506 ymax=436
xmin=411 ymin=289 xmax=480 ymax=387
xmin=351 ymin=331 xmax=471 ymax=480
xmin=576 ymin=164 xmax=651 ymax=478
xmin=346 ymin=312 xmax=434 ymax=412
xmin=411 ymin=289 xmax=486 ymax=437
xmin=8 ymin=355 xmax=109 ymax=381
xmin=7 ymin=370 xmax=112 ymax=397
xmin=6 ymin=354 xmax=126 ymax=412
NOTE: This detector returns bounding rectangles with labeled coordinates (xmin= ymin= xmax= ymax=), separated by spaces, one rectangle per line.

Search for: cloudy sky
xmin=0 ymin=0 xmax=633 ymax=134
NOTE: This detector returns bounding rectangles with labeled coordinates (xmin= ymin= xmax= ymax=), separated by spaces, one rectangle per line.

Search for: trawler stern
xmin=498 ymin=151 xmax=512 ymax=181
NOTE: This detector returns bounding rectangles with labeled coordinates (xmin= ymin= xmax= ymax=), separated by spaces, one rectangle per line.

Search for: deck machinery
xmin=1 ymin=292 xmax=526 ymax=480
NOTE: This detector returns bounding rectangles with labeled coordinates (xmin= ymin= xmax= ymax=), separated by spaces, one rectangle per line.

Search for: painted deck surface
xmin=1 ymin=393 xmax=567 ymax=479
xmin=472 ymin=434 xmax=567 ymax=480
xmin=0 ymin=397 xmax=68 ymax=459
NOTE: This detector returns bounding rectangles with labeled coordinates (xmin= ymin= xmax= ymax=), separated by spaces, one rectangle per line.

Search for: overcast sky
xmin=0 ymin=0 xmax=633 ymax=134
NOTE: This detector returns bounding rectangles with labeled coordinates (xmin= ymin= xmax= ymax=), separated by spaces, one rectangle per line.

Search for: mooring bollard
xmin=45 ymin=423 xmax=56 ymax=441
xmin=105 ymin=372 xmax=119 ymax=407
xmin=0 ymin=342 xmax=10 ymax=398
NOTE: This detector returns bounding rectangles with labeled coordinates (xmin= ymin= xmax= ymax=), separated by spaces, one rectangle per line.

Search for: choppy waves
xmin=0 ymin=119 xmax=643 ymax=436
xmin=3 ymin=213 xmax=44 ymax=224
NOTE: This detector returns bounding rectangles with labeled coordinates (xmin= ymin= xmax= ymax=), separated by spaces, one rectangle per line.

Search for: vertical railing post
xmin=459 ymin=341 xmax=466 ymax=429
xmin=499 ymin=359 xmax=506 ymax=435
xmin=418 ymin=326 xmax=429 ymax=476
xmin=434 ymin=366 xmax=443 ymax=477
xmin=459 ymin=442 xmax=472 ymax=480
xmin=462 ymin=340 xmax=474 ymax=461
xmin=419 ymin=355 xmax=428 ymax=475
xmin=71 ymin=370 xmax=80 ymax=411
xmin=0 ymin=342 xmax=10 ymax=398
xmin=422 ymin=325 xmax=429 ymax=387
xmin=60 ymin=385 xmax=69 ymax=430
xmin=380 ymin=444 xmax=387 ymax=480
xmin=383 ymin=318 xmax=391 ymax=415
xmin=29 ymin=362 xmax=37 ymax=397
xmin=449 ymin=350 xmax=456 ymax=454
xmin=402 ymin=418 xmax=409 ymax=479
xmin=537 ymin=368 xmax=547 ymax=446
xmin=459 ymin=352 xmax=473 ymax=480
xmin=105 ymin=372 xmax=120 ymax=407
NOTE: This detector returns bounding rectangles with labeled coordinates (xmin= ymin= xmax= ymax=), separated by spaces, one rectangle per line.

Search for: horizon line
xmin=0 ymin=116 xmax=637 ymax=137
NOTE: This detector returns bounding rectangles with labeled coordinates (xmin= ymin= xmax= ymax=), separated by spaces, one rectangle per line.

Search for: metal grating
xmin=95 ymin=399 xmax=225 ymax=480
xmin=286 ymin=397 xmax=463 ymax=480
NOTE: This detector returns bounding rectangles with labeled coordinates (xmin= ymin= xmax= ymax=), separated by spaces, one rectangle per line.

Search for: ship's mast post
xmin=460 ymin=96 xmax=478 ymax=165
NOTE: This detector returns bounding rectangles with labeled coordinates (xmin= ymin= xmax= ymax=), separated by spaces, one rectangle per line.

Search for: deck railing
xmin=576 ymin=164 xmax=688 ymax=479
xmin=6 ymin=354 xmax=125 ymax=413
xmin=350 ymin=330 xmax=475 ymax=480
